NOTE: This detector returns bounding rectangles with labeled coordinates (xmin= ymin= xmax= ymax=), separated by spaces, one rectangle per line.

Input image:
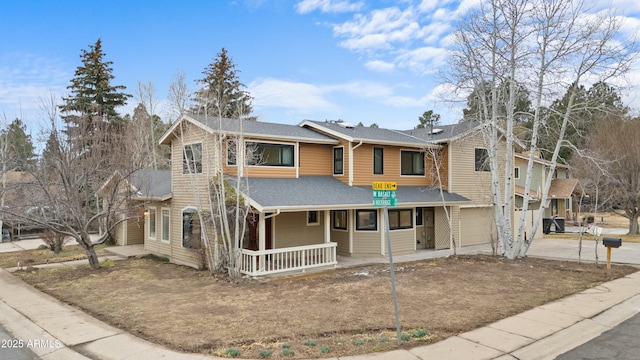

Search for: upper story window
xmin=246 ymin=142 xmax=294 ymax=167
xmin=183 ymin=143 xmax=202 ymax=174
xmin=373 ymin=147 xmax=384 ymax=175
xmin=475 ymin=148 xmax=490 ymax=172
xmin=227 ymin=140 xmax=237 ymax=166
xmin=401 ymin=150 xmax=424 ymax=176
xmin=333 ymin=147 xmax=344 ymax=175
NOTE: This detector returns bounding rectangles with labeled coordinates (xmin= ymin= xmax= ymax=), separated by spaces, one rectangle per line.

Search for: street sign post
xmin=371 ymin=182 xmax=401 ymax=344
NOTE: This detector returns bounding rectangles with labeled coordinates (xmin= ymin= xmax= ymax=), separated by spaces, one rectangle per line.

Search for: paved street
xmin=0 ymin=323 xmax=40 ymax=360
xmin=557 ymin=312 xmax=640 ymax=360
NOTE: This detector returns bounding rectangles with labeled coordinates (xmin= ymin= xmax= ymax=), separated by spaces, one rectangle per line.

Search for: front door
xmin=246 ymin=213 xmax=273 ymax=251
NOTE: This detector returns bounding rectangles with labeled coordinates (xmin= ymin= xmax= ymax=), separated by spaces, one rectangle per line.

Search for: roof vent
xmin=337 ymin=121 xmax=355 ymax=129
xmin=429 ymin=128 xmax=444 ymax=134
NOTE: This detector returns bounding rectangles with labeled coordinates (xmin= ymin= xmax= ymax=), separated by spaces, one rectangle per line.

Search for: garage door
xmin=460 ymin=207 xmax=495 ymax=246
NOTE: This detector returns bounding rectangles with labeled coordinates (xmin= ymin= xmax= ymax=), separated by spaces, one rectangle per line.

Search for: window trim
xmin=355 ymin=209 xmax=378 ymax=231
xmin=161 ymin=207 xmax=170 ymax=243
xmin=400 ymin=150 xmax=425 ymax=176
xmin=148 ymin=208 xmax=157 ymax=240
xmin=332 ymin=210 xmax=348 ymax=231
xmin=333 ymin=146 xmax=344 ymax=175
xmin=307 ymin=211 xmax=320 ymax=226
xmin=388 ymin=208 xmax=413 ymax=230
xmin=373 ymin=147 xmax=384 ymax=175
xmin=182 ymin=142 xmax=203 ymax=174
xmin=246 ymin=140 xmax=295 ymax=167
xmin=475 ymin=148 xmax=490 ymax=172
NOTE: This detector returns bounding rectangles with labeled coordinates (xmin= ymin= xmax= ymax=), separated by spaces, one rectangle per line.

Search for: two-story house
xmin=140 ymin=114 xmax=505 ymax=276
xmin=514 ymin=153 xmax=581 ymax=236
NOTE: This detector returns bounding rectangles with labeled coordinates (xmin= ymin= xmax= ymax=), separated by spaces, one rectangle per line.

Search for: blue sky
xmin=1 ymin=0 xmax=639 ymax=141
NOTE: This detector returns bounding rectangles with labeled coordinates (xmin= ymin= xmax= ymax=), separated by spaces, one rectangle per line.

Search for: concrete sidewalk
xmin=0 ymin=238 xmax=639 ymax=360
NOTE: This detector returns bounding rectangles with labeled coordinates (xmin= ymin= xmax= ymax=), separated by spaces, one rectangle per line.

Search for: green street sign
xmin=373 ymin=190 xmax=397 ymax=207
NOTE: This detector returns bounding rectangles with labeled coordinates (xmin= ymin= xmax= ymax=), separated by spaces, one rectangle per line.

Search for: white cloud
xmin=295 ymin=0 xmax=363 ymax=14
xmin=0 ymin=53 xmax=69 ymax=117
xmin=365 ymin=60 xmax=396 ymax=72
xmin=249 ymin=78 xmax=337 ymax=112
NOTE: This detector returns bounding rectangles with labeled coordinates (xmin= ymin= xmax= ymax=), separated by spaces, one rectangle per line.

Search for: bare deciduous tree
xmin=446 ymin=0 xmax=636 ymax=258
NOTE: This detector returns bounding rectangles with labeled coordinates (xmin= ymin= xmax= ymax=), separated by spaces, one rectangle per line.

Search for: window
xmin=401 ymin=150 xmax=424 ymax=175
xmin=373 ymin=147 xmax=384 ymax=174
xmin=182 ymin=208 xmax=201 ymax=249
xmin=333 ymin=147 xmax=344 ymax=175
xmin=388 ymin=209 xmax=413 ymax=230
xmin=183 ymin=143 xmax=203 ymax=174
xmin=514 ymin=166 xmax=520 ymax=179
xmin=246 ymin=142 xmax=294 ymax=167
xmin=475 ymin=148 xmax=490 ymax=172
xmin=415 ymin=207 xmax=423 ymax=226
xmin=161 ymin=208 xmax=170 ymax=242
xmin=307 ymin=211 xmax=319 ymax=225
xmin=148 ymin=208 xmax=156 ymax=240
xmin=227 ymin=140 xmax=236 ymax=165
xmin=332 ymin=210 xmax=347 ymax=230
xmin=356 ymin=210 xmax=377 ymax=231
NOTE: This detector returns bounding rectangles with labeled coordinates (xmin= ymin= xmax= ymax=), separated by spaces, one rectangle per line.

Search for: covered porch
xmin=231 ymin=176 xmax=470 ymax=277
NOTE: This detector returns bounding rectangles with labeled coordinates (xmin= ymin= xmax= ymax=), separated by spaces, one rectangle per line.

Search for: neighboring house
xmin=134 ymin=114 xmax=506 ymax=276
xmin=0 ymin=171 xmax=46 ymax=239
xmin=97 ymin=169 xmax=171 ymax=246
xmin=513 ymin=153 xmax=582 ymax=236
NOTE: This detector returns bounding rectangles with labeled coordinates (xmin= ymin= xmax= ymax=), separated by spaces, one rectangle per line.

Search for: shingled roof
xmin=227 ymin=176 xmax=469 ymax=212
xmin=161 ymin=114 xmax=338 ymax=145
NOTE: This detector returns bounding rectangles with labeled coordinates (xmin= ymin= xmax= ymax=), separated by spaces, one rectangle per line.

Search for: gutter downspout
xmin=349 ymin=140 xmax=363 ymax=186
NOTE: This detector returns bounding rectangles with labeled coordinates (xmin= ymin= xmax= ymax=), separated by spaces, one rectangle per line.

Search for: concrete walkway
xmin=0 ymin=238 xmax=639 ymax=360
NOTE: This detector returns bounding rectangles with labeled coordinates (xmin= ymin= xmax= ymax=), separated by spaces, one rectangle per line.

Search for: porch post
xmin=324 ymin=210 xmax=330 ymax=243
xmin=259 ymin=212 xmax=265 ymax=273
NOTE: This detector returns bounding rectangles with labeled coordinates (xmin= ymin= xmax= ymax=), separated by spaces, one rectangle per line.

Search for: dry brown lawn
xmin=11 ymin=254 xmax=638 ymax=359
xmin=0 ymin=244 xmax=109 ymax=269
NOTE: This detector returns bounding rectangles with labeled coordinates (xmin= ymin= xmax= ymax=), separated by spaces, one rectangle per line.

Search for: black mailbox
xmin=603 ymin=237 xmax=622 ymax=248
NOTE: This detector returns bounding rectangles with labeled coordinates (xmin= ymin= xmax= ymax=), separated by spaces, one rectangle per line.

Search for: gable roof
xmin=227 ymin=175 xmax=470 ymax=212
xmin=160 ymin=114 xmax=339 ymax=145
xmin=299 ymin=120 xmax=441 ymax=148
xmin=400 ymin=121 xmax=482 ymax=142
xmin=548 ymin=178 xmax=581 ymax=199
xmin=130 ymin=169 xmax=172 ymax=201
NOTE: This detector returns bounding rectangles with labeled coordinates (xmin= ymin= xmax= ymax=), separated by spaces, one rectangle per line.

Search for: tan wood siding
xmin=299 ymin=143 xmax=333 ymax=176
xmin=244 ymin=166 xmax=297 ymax=178
xmin=459 ymin=207 xmax=495 ymax=245
xmin=168 ymin=124 xmax=216 ymax=269
xmin=125 ymin=216 xmax=144 ymax=245
xmin=448 ymin=133 xmax=503 ymax=203
xmin=387 ymin=229 xmax=415 ymax=256
xmin=352 ymin=230 xmax=381 ymax=256
xmin=351 ymin=145 xmax=438 ymax=187
xmin=332 ymin=229 xmax=350 ymax=256
xmin=273 ymin=212 xmax=325 ymax=248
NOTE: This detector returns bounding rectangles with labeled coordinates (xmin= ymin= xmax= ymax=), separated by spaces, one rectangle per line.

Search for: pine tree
xmin=1 ymin=118 xmax=35 ymax=170
xmin=193 ymin=48 xmax=253 ymax=119
xmin=59 ymin=38 xmax=131 ymax=144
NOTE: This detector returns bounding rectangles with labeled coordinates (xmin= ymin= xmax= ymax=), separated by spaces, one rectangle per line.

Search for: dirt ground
xmin=13 ymin=254 xmax=637 ymax=359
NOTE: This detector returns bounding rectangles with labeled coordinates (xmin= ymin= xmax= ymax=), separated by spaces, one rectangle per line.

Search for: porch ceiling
xmin=227 ymin=176 xmax=470 ymax=212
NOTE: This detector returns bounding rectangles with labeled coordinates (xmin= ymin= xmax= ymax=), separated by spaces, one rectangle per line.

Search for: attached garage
xmin=459 ymin=207 xmax=495 ymax=246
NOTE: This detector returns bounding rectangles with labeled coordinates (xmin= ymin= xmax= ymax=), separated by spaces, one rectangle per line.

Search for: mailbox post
xmin=602 ymin=237 xmax=622 ymax=272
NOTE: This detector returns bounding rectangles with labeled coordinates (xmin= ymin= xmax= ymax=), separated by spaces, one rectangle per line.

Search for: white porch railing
xmin=240 ymin=242 xmax=337 ymax=276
